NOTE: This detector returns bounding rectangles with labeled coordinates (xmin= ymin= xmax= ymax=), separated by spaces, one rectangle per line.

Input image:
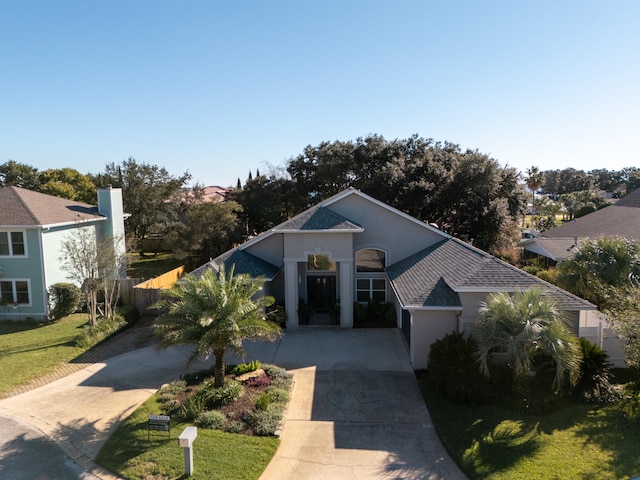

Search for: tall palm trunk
xmin=213 ymin=346 xmax=226 ymax=388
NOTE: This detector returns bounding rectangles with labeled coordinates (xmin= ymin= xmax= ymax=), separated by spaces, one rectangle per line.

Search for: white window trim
xmin=0 ymin=230 xmax=28 ymax=258
xmin=0 ymin=278 xmax=32 ymax=307
xmin=355 ymin=277 xmax=387 ymax=304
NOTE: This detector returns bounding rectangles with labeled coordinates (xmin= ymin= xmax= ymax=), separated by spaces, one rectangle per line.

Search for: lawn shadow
xmin=571 ymin=405 xmax=640 ymax=479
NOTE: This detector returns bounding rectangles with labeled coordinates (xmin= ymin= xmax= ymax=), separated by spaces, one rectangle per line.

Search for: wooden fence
xmin=133 ymin=266 xmax=186 ymax=316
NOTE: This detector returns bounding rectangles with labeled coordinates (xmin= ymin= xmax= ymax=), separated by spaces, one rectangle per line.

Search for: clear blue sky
xmin=1 ymin=1 xmax=638 ymax=188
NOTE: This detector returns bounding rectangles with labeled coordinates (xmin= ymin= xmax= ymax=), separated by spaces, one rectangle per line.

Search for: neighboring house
xmin=0 ymin=186 xmax=126 ymax=321
xmin=521 ymin=187 xmax=640 ymax=265
xmin=192 ymin=187 xmax=605 ymax=369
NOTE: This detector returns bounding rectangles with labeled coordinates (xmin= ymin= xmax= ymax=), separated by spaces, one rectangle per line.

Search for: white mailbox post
xmin=178 ymin=426 xmax=198 ymax=476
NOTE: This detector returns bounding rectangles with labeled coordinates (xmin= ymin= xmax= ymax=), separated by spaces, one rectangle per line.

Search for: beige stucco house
xmin=193 ymin=188 xmax=602 ymax=369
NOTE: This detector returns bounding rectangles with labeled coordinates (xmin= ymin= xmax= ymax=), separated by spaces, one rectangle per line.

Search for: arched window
xmin=356 ymin=249 xmax=385 ymax=272
xmin=355 ymin=249 xmax=387 ymax=303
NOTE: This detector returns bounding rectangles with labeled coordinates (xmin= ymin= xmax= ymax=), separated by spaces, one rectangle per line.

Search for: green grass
xmin=0 ymin=314 xmax=88 ymax=397
xmin=96 ymin=395 xmax=279 ymax=480
xmin=420 ymin=378 xmax=640 ymax=479
xmin=127 ymin=252 xmax=183 ymax=279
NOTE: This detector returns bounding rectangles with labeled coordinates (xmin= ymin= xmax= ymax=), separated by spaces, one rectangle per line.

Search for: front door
xmin=307 ymin=276 xmax=336 ymax=312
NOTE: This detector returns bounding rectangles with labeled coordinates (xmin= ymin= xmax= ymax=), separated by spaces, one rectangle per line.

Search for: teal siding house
xmin=0 ymin=186 xmax=126 ymax=321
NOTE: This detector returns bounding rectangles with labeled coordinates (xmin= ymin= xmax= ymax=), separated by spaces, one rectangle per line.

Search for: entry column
xmin=284 ymin=260 xmax=299 ymax=328
xmin=339 ymin=261 xmax=353 ymax=327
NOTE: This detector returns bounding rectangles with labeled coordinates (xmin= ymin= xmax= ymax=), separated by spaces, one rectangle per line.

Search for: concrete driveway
xmin=238 ymin=328 xmax=467 ymax=480
xmin=0 ymin=327 xmax=466 ymax=480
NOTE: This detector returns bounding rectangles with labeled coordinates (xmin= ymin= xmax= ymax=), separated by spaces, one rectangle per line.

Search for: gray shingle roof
xmin=190 ymin=248 xmax=280 ymax=281
xmin=542 ymin=188 xmax=640 ymax=242
xmin=387 ymin=238 xmax=595 ymax=310
xmin=274 ymin=205 xmax=362 ymax=231
xmin=0 ymin=186 xmax=103 ymax=226
xmin=519 ymin=237 xmax=580 ymax=262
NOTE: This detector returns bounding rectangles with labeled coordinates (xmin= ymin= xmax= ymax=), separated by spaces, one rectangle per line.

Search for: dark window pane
xmin=356 ymin=291 xmax=370 ymax=302
xmin=372 ymin=279 xmax=386 ymax=290
xmin=0 ymin=233 xmax=9 ymax=255
xmin=0 ymin=281 xmax=13 ymax=303
xmin=11 ymin=232 xmax=25 ymax=255
xmin=372 ymin=291 xmax=386 ymax=302
xmin=15 ymin=281 xmax=29 ymax=304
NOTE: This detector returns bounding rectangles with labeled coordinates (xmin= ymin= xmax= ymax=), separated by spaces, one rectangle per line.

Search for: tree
xmin=0 ymin=160 xmax=40 ymax=189
xmin=166 ymin=192 xmax=243 ymax=264
xmin=557 ymin=236 xmax=640 ymax=310
xmin=472 ymin=289 xmax=582 ymax=393
xmin=94 ymin=157 xmax=191 ymax=255
xmin=281 ymin=134 xmax=527 ymax=251
xmin=154 ymin=266 xmax=281 ymax=387
xmin=60 ymin=228 xmax=126 ymax=326
xmin=525 ymin=165 xmax=544 ymax=213
xmin=557 ymin=236 xmax=640 ymax=371
xmin=39 ymin=168 xmax=97 ymax=204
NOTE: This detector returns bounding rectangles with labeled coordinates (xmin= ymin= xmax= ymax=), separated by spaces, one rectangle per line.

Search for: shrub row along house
xmin=0 ymin=186 xmax=127 ymax=321
xmin=192 ymin=187 xmax=610 ymax=369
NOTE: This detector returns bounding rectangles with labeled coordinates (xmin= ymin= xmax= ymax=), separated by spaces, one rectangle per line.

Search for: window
xmin=356 ymin=278 xmax=386 ymax=303
xmin=0 ymin=231 xmax=26 ymax=256
xmin=307 ymin=254 xmax=336 ymax=272
xmin=0 ymin=280 xmax=30 ymax=305
xmin=356 ymin=249 xmax=386 ymax=272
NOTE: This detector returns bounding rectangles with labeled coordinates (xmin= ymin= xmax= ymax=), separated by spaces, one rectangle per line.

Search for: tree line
xmin=3 ymin=135 xmax=639 ymax=259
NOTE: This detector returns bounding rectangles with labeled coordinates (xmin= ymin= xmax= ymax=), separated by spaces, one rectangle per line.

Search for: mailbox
xmin=178 ymin=426 xmax=198 ymax=447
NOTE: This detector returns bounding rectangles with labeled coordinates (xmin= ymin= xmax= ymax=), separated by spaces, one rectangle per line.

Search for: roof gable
xmin=274 ymin=205 xmax=362 ymax=232
xmin=0 ymin=186 xmax=103 ymax=227
xmin=191 ymin=248 xmax=280 ymax=281
xmin=387 ymin=238 xmax=595 ymax=310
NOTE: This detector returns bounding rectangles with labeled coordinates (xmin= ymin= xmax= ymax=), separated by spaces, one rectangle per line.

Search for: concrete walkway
xmin=0 ymin=328 xmax=466 ymax=480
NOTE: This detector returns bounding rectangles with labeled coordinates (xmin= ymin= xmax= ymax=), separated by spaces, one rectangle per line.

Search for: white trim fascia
xmin=322 ymin=188 xmax=451 ymax=239
xmin=40 ymin=217 xmax=106 ymax=229
xmin=275 ymin=228 xmax=364 ymax=234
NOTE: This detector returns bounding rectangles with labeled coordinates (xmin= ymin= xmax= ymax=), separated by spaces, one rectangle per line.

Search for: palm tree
xmin=472 ymin=288 xmax=582 ymax=394
xmin=525 ymin=166 xmax=545 ymax=215
xmin=154 ymin=265 xmax=281 ymax=388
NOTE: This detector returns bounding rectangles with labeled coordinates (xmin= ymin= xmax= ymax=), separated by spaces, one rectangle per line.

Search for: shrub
xmin=267 ymin=387 xmax=289 ymax=404
xmin=224 ymin=420 xmax=246 ymax=433
xmin=232 ymin=360 xmax=262 ymax=376
xmin=158 ymin=380 xmax=187 ymax=416
xmin=427 ymin=332 xmax=488 ymax=404
xmin=180 ymin=391 xmax=207 ymax=421
xmin=118 ymin=304 xmax=140 ymax=325
xmin=205 ymin=379 xmax=244 ymax=408
xmin=248 ymin=403 xmax=283 ymax=436
xmin=575 ymin=338 xmax=618 ymax=404
xmin=76 ymin=314 xmax=127 ymax=348
xmin=262 ymin=364 xmax=292 ymax=390
xmin=266 ymin=303 xmax=287 ymax=328
xmin=246 ymin=374 xmax=271 ymax=388
xmin=255 ymin=392 xmax=273 ymax=411
xmin=195 ymin=410 xmax=226 ymax=429
xmin=48 ymin=283 xmax=82 ymax=320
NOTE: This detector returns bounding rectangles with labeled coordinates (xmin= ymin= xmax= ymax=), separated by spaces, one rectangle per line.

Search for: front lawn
xmin=0 ymin=314 xmax=88 ymax=397
xmin=97 ymin=386 xmax=280 ymax=479
xmin=419 ymin=374 xmax=640 ymax=479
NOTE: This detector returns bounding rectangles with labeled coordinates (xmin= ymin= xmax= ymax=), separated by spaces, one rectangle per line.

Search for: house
xmin=0 ymin=186 xmax=126 ymax=321
xmin=521 ymin=187 xmax=640 ymax=265
xmin=192 ymin=188 xmax=605 ymax=369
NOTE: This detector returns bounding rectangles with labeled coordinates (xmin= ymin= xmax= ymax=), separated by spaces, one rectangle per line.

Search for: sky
xmin=1 ymin=1 xmax=638 ymax=188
